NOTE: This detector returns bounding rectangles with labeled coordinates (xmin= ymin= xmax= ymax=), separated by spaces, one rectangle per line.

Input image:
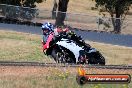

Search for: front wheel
xmin=51 ymin=49 xmax=62 ymax=63
xmin=51 ymin=49 xmax=57 ymax=61
xmin=51 ymin=48 xmax=76 ymax=64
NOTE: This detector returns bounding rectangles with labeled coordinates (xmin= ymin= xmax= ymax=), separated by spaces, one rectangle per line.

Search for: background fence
xmin=0 ymin=4 xmax=132 ymax=34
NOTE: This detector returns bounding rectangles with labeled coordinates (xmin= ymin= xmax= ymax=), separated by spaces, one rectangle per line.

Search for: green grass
xmin=0 ymin=30 xmax=53 ymax=62
xmin=0 ymin=65 xmax=131 ymax=88
xmin=0 ymin=30 xmax=132 ymax=65
xmin=0 ymin=75 xmax=131 ymax=88
xmin=87 ymin=41 xmax=132 ymax=65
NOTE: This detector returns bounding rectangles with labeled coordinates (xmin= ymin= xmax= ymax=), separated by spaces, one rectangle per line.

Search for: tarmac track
xmin=0 ymin=23 xmax=132 ymax=47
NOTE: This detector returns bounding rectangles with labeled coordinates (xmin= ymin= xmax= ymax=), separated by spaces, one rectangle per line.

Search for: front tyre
xmin=51 ymin=49 xmax=59 ymax=62
xmin=51 ymin=49 xmax=65 ymax=63
xmin=51 ymin=48 xmax=76 ymax=64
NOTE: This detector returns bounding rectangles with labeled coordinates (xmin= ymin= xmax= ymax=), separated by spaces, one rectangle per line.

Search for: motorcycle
xmin=44 ymin=31 xmax=105 ymax=65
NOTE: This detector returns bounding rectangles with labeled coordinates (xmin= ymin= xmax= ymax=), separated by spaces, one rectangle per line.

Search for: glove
xmin=43 ymin=44 xmax=49 ymax=50
xmin=42 ymin=41 xmax=45 ymax=45
xmin=63 ymin=28 xmax=69 ymax=32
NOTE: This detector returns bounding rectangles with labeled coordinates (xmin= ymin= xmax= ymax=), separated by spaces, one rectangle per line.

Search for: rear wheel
xmin=95 ymin=52 xmax=105 ymax=65
xmin=97 ymin=54 xmax=105 ymax=65
xmin=78 ymin=55 xmax=87 ymax=64
xmin=88 ymin=52 xmax=105 ymax=65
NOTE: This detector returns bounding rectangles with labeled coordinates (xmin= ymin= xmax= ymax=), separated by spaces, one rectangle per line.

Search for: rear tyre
xmin=88 ymin=52 xmax=105 ymax=65
xmin=88 ymin=57 xmax=105 ymax=65
xmin=98 ymin=55 xmax=105 ymax=65
xmin=96 ymin=52 xmax=105 ymax=65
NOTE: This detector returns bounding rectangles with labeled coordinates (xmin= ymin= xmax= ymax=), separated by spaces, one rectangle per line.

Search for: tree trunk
xmin=110 ymin=14 xmax=116 ymax=32
xmin=114 ymin=0 xmax=121 ymax=33
xmin=52 ymin=0 xmax=58 ymax=19
xmin=55 ymin=0 xmax=69 ymax=26
xmin=114 ymin=18 xmax=121 ymax=33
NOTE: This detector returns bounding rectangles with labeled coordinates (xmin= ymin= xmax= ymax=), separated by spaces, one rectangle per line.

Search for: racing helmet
xmin=41 ymin=22 xmax=54 ymax=32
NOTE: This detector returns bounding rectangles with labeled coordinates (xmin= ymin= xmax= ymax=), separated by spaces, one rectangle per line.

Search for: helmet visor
xmin=42 ymin=28 xmax=50 ymax=31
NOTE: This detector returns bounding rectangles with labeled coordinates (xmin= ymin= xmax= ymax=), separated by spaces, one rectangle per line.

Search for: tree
xmin=55 ymin=0 xmax=69 ymax=26
xmin=0 ymin=0 xmax=43 ymax=7
xmin=0 ymin=0 xmax=21 ymax=6
xmin=22 ymin=0 xmax=43 ymax=8
xmin=1 ymin=0 xmax=69 ymax=26
xmin=51 ymin=0 xmax=69 ymax=26
xmin=95 ymin=0 xmax=132 ymax=33
xmin=52 ymin=0 xmax=58 ymax=19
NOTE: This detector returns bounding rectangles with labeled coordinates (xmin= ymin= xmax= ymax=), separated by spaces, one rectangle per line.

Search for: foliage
xmin=95 ymin=0 xmax=132 ymax=17
xmin=22 ymin=0 xmax=43 ymax=8
xmin=94 ymin=0 xmax=132 ymax=33
xmin=0 ymin=0 xmax=43 ymax=8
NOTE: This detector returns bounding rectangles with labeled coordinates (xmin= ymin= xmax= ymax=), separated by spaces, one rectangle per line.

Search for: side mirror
xmin=78 ymin=36 xmax=82 ymax=40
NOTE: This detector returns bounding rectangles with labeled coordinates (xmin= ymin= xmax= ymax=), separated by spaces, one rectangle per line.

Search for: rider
xmin=41 ymin=22 xmax=69 ymax=51
xmin=41 ymin=22 xmax=53 ymax=44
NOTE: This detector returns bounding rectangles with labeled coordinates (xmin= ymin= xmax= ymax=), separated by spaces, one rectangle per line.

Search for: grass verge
xmin=0 ymin=30 xmax=53 ymax=62
xmin=0 ymin=30 xmax=132 ymax=65
xmin=0 ymin=66 xmax=131 ymax=88
xmin=86 ymin=41 xmax=132 ymax=65
xmin=0 ymin=30 xmax=132 ymax=88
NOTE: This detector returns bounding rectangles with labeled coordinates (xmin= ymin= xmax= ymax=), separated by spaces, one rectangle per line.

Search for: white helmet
xmin=41 ymin=22 xmax=54 ymax=31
